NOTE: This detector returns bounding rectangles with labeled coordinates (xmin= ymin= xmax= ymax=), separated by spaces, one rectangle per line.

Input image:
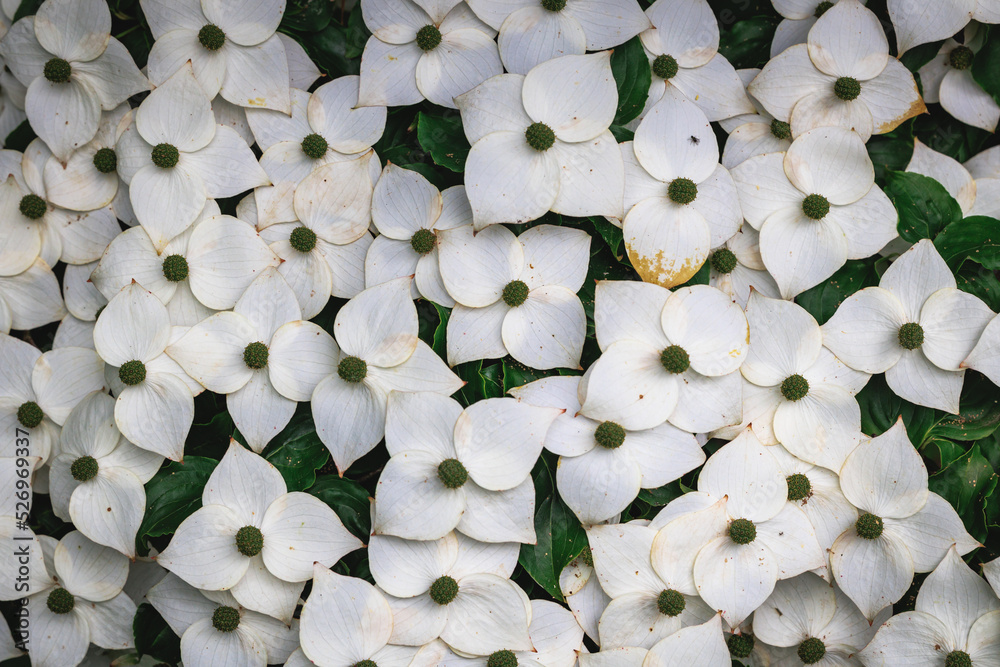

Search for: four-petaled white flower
xmin=705 ymin=224 xmax=781 ymax=308
xmin=887 ymin=0 xmax=1000 ymax=55
xmin=917 ymin=29 xmax=1000 ymax=133
xmin=769 ymin=0 xmax=847 ymax=58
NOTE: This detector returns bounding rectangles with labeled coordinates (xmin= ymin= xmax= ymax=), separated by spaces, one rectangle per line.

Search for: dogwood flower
xmin=115 ymin=64 xmax=268 ymax=250
xmin=157 ymin=441 xmax=363 ymax=622
xmin=510 ymin=375 xmax=705 ymax=525
xmin=141 ymin=0 xmax=292 ymax=113
xmin=146 ymin=573 xmax=300 ymax=667
xmin=311 ymin=278 xmax=464 ymax=473
xmin=769 ymin=0 xmax=850 ymax=58
xmin=705 ymin=225 xmax=780 ymax=308
xmin=439 ymin=223 xmax=589 ymax=370
xmin=457 ymin=52 xmax=624 ymax=226
xmin=859 ymin=545 xmax=1000 ymax=665
xmin=465 ymin=0 xmax=649 ymax=75
xmin=559 ymin=548 xmax=611 ymax=643
xmin=373 ymin=391 xmax=560 ymax=542
xmin=357 ymin=0 xmax=502 ymax=108
xmin=830 ymin=421 xmax=979 ymax=620
xmin=366 ymin=164 xmax=473 ymax=307
xmin=0 ymin=258 xmax=65 ymax=334
xmin=887 ymin=0 xmax=1000 ymax=55
xmin=642 ymin=615 xmax=731 ymax=667
xmin=918 ymin=33 xmax=1000 ymax=132
xmin=0 ymin=0 xmax=147 ymax=160
xmin=822 ymin=240 xmax=994 ymax=414
xmin=749 ymin=0 xmax=924 ymax=141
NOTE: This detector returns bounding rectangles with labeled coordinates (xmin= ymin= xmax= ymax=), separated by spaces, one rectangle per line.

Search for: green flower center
xmin=198 ymin=24 xmax=226 ymax=51
xmin=211 ymin=605 xmax=240 ymax=632
xmin=162 ymin=254 xmax=189 ymax=282
xmin=416 ymin=24 xmax=442 ymax=51
xmin=946 ymin=651 xmax=973 ymax=667
xmin=19 ymin=194 xmax=46 ymax=220
xmin=780 ymin=374 xmax=809 ymax=401
xmin=429 ymin=575 xmax=459 ymax=605
xmin=243 ymin=342 xmax=269 ymax=369
xmin=16 ymin=401 xmax=43 ymax=429
xmin=43 ymin=57 xmax=71 ymax=83
xmin=290 ymin=226 xmax=318 ymax=253
xmin=801 ymin=193 xmax=830 ymax=220
xmin=814 ymin=1 xmax=833 ymax=17
xmin=540 ymin=0 xmax=566 ymax=11
xmin=667 ymin=177 xmax=698 ymax=205
xmin=949 ymin=46 xmax=974 ymax=71
xmin=118 ymin=360 xmax=147 ymax=386
xmin=660 ymin=345 xmax=690 ymax=374
xmin=524 ymin=122 xmax=556 ymax=152
xmin=652 ymin=54 xmax=679 ymax=80
xmin=301 ymin=133 xmax=328 ymax=159
xmin=502 ymin=280 xmax=529 ymax=307
xmin=594 ymin=421 xmax=626 ymax=450
xmin=898 ymin=322 xmax=924 ymax=350
xmin=727 ymin=633 xmax=755 ymax=658
xmin=437 ymin=458 xmax=469 ymax=489
xmin=786 ymin=473 xmax=812 ymax=502
xmin=71 ymin=455 xmax=99 ymax=482
xmin=338 ymin=356 xmax=367 ymax=383
xmin=579 ymin=546 xmax=593 ymax=567
xmin=657 ymin=589 xmax=685 ymax=617
xmin=770 ymin=119 xmax=792 ymax=140
xmin=855 ymin=512 xmax=884 ymax=539
xmin=710 ymin=248 xmax=738 ymax=274
xmin=728 ymin=518 xmax=757 ymax=545
xmin=93 ymin=147 xmax=118 ymax=174
xmin=797 ymin=637 xmax=827 ymax=664
xmin=834 ymin=76 xmax=861 ymax=101
xmin=354 ymin=661 xmax=379 ymax=667
xmin=46 ymin=587 xmax=74 ymax=614
xmin=235 ymin=525 xmax=264 ymax=557
xmin=151 ymin=143 xmax=179 ymax=169
xmin=487 ymin=650 xmax=518 ymax=667
xmin=410 ymin=228 xmax=436 ymax=255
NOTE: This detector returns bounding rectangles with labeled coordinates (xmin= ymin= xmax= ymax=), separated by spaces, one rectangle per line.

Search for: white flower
xmin=92 ymin=281 xmax=196 ymax=461
xmin=830 ymin=421 xmax=980 ymax=621
xmin=887 ymin=0 xmax=1000 ymax=55
xmin=581 ymin=281 xmax=748 ymax=433
xmin=749 ymin=0 xmax=924 ymax=141
xmin=465 ymin=0 xmax=649 ymax=75
xmin=114 ymin=64 xmax=269 ymax=251
xmin=510 ymin=375 xmax=705 ymax=525
xmin=310 ymin=278 xmax=464 ymax=473
xmin=157 ymin=441 xmax=362 ymax=622
xmin=917 ymin=32 xmax=1000 ymax=133
xmin=822 ymin=239 xmax=994 ymax=414
xmin=858 ymin=546 xmax=1000 ymax=665
xmin=366 ymin=164 xmax=473 ymax=308
xmin=49 ymin=391 xmax=163 ymax=558
xmin=357 ymin=0 xmax=502 ymax=108
xmin=439 ymin=223 xmax=590 ymax=370
xmin=0 ymin=257 xmax=65 ymax=334
xmin=720 ymin=70 xmax=794 ymax=169
xmin=141 ymin=0 xmax=292 ymax=113
xmin=559 ymin=549 xmax=610 ymax=644
xmin=373 ymin=390 xmax=560 ymax=542
xmin=456 ymin=52 xmax=624 ymax=227
xmin=769 ymin=0 xmax=850 ymax=58
xmin=705 ymin=224 xmax=780 ymax=308
xmin=619 ymin=90 xmax=742 ymax=288
xmin=0 ymin=0 xmax=147 ymax=160
xmin=146 ymin=572 xmax=300 ymax=667
xmin=642 ymin=615 xmax=731 ymax=667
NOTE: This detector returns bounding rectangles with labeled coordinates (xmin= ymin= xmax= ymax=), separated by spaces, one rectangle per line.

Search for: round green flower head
xmin=487 ymin=649 xmax=518 ymax=667
xmin=46 ymin=588 xmax=74 ymax=614
xmin=290 ymin=226 xmax=318 ymax=253
xmin=354 ymin=661 xmax=378 ymax=667
xmin=19 ymin=194 xmax=47 ymax=220
xmin=594 ymin=421 xmax=626 ymax=450
xmin=579 ymin=546 xmax=594 ymax=567
xmin=502 ymin=279 xmax=530 ymax=307
xmin=301 ymin=133 xmax=329 ymax=159
xmin=410 ymin=228 xmax=436 ymax=255
xmin=814 ymin=1 xmax=834 ymax=17
xmin=199 ymin=23 xmax=226 ymax=51
xmin=119 ymin=360 xmax=147 ymax=386
xmin=797 ymin=637 xmax=826 ymax=665
xmin=243 ymin=342 xmax=269 ymax=369
xmin=541 ymin=0 xmax=566 ymax=11
xmin=898 ymin=322 xmax=924 ymax=350
xmin=71 ymin=455 xmax=99 ymax=482
xmin=212 ymin=605 xmax=240 ymax=632
xmin=652 ymin=54 xmax=679 ymax=80
xmin=525 ymin=122 xmax=556 ymax=152
xmin=781 ymin=374 xmax=809 ymax=401
xmin=429 ymin=575 xmax=459 ymax=605
xmin=338 ymin=356 xmax=368 ymax=383
xmin=660 ymin=345 xmax=690 ymax=374
xmin=151 ymin=143 xmax=179 ymax=169
xmin=786 ymin=473 xmax=812 ymax=502
xmin=727 ymin=633 xmax=755 ymax=659
xmin=437 ymin=458 xmax=469 ymax=489
xmin=235 ymin=525 xmax=264 ymax=557
xmin=416 ymin=24 xmax=442 ymax=51
xmin=801 ymin=193 xmax=830 ymax=220
xmin=162 ymin=254 xmax=189 ymax=282
xmin=43 ymin=57 xmax=71 ymax=83
xmin=770 ymin=119 xmax=792 ymax=140
xmin=855 ymin=512 xmax=884 ymax=540
xmin=93 ymin=147 xmax=118 ymax=174
xmin=710 ymin=248 xmax=738 ymax=274
xmin=949 ymin=46 xmax=974 ymax=71
xmin=834 ymin=76 xmax=861 ymax=101
xmin=657 ymin=589 xmax=685 ymax=617
xmin=728 ymin=518 xmax=757 ymax=544
xmin=946 ymin=651 xmax=973 ymax=667
xmin=667 ymin=177 xmax=698 ymax=205
xmin=16 ymin=401 xmax=43 ymax=429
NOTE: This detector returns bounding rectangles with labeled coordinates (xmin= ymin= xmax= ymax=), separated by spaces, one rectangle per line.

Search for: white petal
xmin=887 ymin=493 xmax=979 ymax=572
xmin=312 ymin=374 xmax=387 ymax=474
xmin=130 ymin=165 xmax=208 ymax=251
xmin=661 ymin=285 xmax=748 ymax=376
xmin=301 ymin=566 xmax=393 ymax=665
xmin=830 ymin=529 xmax=912 ymax=620
xmin=502 ymin=286 xmax=585 ymax=370
xmin=226 ymin=370 xmax=296 ymax=452
xmin=309 ymin=75 xmax=385 ymax=153
xmin=557 ymin=446 xmax=642 ymax=525
xmin=741 ymin=291 xmax=821 ymax=386
xmin=906 ymin=139 xmax=977 ymax=215
xmin=145 ymin=28 xmax=227 ymax=98
xmin=588 ymin=522 xmax=662 ymax=597
xmin=920 ymin=288 xmax=994 ymax=371
xmin=166 ymin=311 xmax=255 ymax=393
xmin=23 ymin=595 xmax=89 ymax=667
xmin=454 ymin=72 xmax=531 ymax=144
xmin=335 ymin=277 xmax=418 ymax=367
xmin=384 ymin=388 xmax=462 ymax=459
xmin=155 ymin=504 xmax=248 ymax=590
xmin=693 ymin=536 xmax=777 ymax=628
xmin=857 ymin=611 xmax=956 ymax=666
xmin=0 ymin=260 xmax=66 ymax=331
xmin=261 ymin=492 xmax=362 ymax=581
xmin=373 ymin=449 xmax=465 ymax=541
xmin=294 ymin=157 xmax=374 ymax=245
xmin=858 ymin=58 xmax=926 ymax=136
xmin=807 ymin=0 xmax=887 ymax=79
xmin=369 ymin=532 xmax=456 ymax=598
xmin=783 ymin=126 xmax=874 ymax=205
xmin=25 ymin=78 xmax=100 ymax=160
xmin=202 ymin=0 xmax=283 ymax=45
xmin=416 ymin=28 xmax=502 ymax=109
xmin=372 ymin=163 xmax=443 ymax=240
xmin=623 ymin=195 xmax=711 ymax=289
xmin=72 ymin=38 xmax=149 ymax=109
xmin=670 ymin=53 xmax=756 ymax=121
xmin=179 ymin=125 xmax=269 ymax=197
xmin=438 ymin=223 xmax=522 ymax=307
xmin=550 ymin=131 xmax=625 ymax=219
xmin=752 ymin=573 xmax=836 ymax=647
xmin=756 ymin=504 xmax=825 ymax=578
xmin=497 ymin=6 xmax=586 ymax=76
xmin=881 ymin=239 xmax=956 ymax=321
xmin=594 ymin=279 xmax=670 ymax=351
xmin=230 ymin=555 xmax=303 ymax=623
xmin=821 ymin=287 xmax=906 ymax=374
xmin=136 ymin=63 xmax=215 ymax=150
xmin=565 ymin=0 xmax=649 ymax=49
xmin=93 ymin=281 xmax=170 ymax=365
xmin=698 ymin=429 xmax=785 ymax=522
xmin=457 ymin=478 xmax=536 ymax=544
xmin=941 ymin=68 xmax=1000 ymax=133
xmin=579 ymin=340 xmax=678 ymax=431
xmin=233 ymin=267 xmax=301 ymax=343
xmin=886 ymin=349 xmax=964 ymax=414
xmin=634 ymin=88 xmax=717 ymax=183
xmin=53 ymin=530 xmax=129 ymax=601
xmin=180 ymin=617 xmax=267 ymax=667
xmin=772 ymin=383 xmax=862 ymax=472
xmin=730 ymin=152 xmax=802 ymax=229
xmin=643 ymin=615 xmax=730 ymax=667
xmin=642 ymin=0 xmax=717 ymax=67
xmin=446 ymin=301 xmax=510 ymax=366
xmin=441 ymin=574 xmax=533 ymax=654
xmin=267 ymin=321 xmax=338 ymax=401
xmin=357 ymin=38 xmax=424 ymax=107
xmin=747 ymin=44 xmax=828 ymax=121
xmin=69 ymin=467 xmax=144 ymax=558
xmin=219 ymin=37 xmax=291 ymax=114
xmin=886 ymin=0 xmax=974 ymax=54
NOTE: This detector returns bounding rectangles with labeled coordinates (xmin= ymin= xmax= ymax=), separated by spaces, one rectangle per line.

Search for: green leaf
xmin=928 ymin=444 xmax=998 ymax=542
xmin=638 ymin=480 xmax=684 ymax=507
xmin=902 ymin=40 xmax=945 ymax=73
xmin=280 ymin=0 xmax=332 ymax=32
xmin=137 ymin=457 xmax=218 ymax=551
xmin=718 ymin=17 xmax=779 ymax=70
xmin=795 ymin=259 xmax=878 ymax=325
xmin=973 ymin=27 xmax=1000 ymax=107
xmin=417 ymin=112 xmax=471 ymax=173
xmin=856 ymin=374 xmax=942 ymax=446
xmin=608 ymin=124 xmax=634 ymax=143
xmin=929 ymin=374 xmax=1000 ymax=442
xmin=13 ymin=0 xmax=42 ymax=20
xmin=610 ymin=36 xmax=651 ymax=126
xmin=302 ymin=24 xmax=358 ymax=77
xmin=934 ymin=215 xmax=1000 ymax=271
xmin=590 ymin=216 xmax=624 ymax=258
xmin=884 ymin=171 xmax=962 ymax=242
xmin=133 ymin=603 xmax=181 ymax=664
xmin=3 ymin=120 xmax=36 ymax=153
xmin=307 ymin=475 xmax=372 ymax=541
xmin=431 ymin=301 xmax=450 ymax=359
xmin=956 ymin=263 xmax=1000 ymax=311
xmin=262 ymin=412 xmax=330 ymax=491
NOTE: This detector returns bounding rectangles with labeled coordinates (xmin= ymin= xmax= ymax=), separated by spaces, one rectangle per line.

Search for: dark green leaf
xmin=137 ymin=457 xmax=218 ymax=551
xmin=263 ymin=412 xmax=330 ymax=491
xmin=957 ymin=263 xmax=1000 ymax=311
xmin=134 ymin=603 xmax=181 ymax=664
xmin=610 ymin=36 xmax=651 ymax=126
xmin=912 ymin=112 xmax=991 ymax=164
xmin=903 ymin=40 xmax=945 ymax=74
xmin=307 ymin=475 xmax=372 ymax=541
xmin=399 ymin=162 xmax=448 ymax=188
xmin=718 ymin=16 xmax=779 ymax=70
xmin=884 ymin=171 xmax=962 ymax=242
xmin=416 ymin=112 xmax=470 ymax=172
xmin=608 ymin=124 xmax=634 ymax=143
xmin=856 ymin=374 xmax=942 ymax=445
xmin=973 ymin=26 xmax=1000 ymax=107
xmin=431 ymin=301 xmax=450 ymax=359
xmin=867 ymin=130 xmax=913 ymax=185
xmin=795 ymin=259 xmax=878 ymax=325
xmin=13 ymin=0 xmax=42 ymax=20
xmin=929 ymin=444 xmax=998 ymax=542
xmin=280 ymin=0 xmax=332 ymax=32
xmin=638 ymin=480 xmax=684 ymax=507
xmin=590 ymin=216 xmax=625 ymax=258
xmin=302 ymin=24 xmax=358 ymax=77
xmin=4 ymin=120 xmax=36 ymax=153
xmin=929 ymin=374 xmax=1000 ymax=442
xmin=934 ymin=215 xmax=1000 ymax=270
xmin=345 ymin=5 xmax=371 ymax=59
